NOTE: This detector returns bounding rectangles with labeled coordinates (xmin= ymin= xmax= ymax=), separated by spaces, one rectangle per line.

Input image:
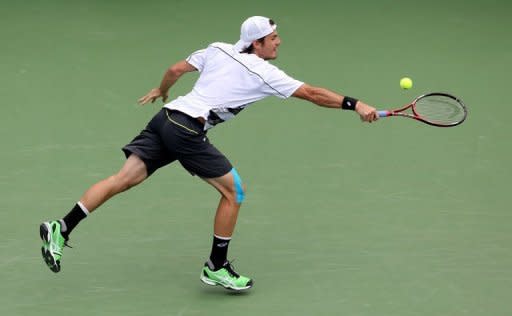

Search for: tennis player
xmin=40 ymin=16 xmax=378 ymax=291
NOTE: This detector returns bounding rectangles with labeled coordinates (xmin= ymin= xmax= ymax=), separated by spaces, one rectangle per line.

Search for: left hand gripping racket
xmin=378 ymin=92 xmax=468 ymax=127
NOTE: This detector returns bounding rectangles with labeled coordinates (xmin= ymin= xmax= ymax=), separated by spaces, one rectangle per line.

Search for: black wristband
xmin=341 ymin=96 xmax=358 ymax=110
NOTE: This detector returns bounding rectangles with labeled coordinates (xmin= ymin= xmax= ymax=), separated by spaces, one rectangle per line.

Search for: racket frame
xmin=378 ymin=92 xmax=467 ymax=127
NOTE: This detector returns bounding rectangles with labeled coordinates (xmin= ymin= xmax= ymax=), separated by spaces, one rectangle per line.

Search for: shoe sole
xmin=200 ymin=273 xmax=253 ymax=291
xmin=39 ymin=223 xmax=61 ymax=273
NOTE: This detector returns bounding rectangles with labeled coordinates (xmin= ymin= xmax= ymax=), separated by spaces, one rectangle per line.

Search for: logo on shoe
xmin=219 ymin=276 xmax=236 ymax=287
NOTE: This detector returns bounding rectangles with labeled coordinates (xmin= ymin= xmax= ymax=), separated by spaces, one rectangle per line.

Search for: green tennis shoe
xmin=200 ymin=260 xmax=253 ymax=291
xmin=40 ymin=220 xmax=68 ymax=273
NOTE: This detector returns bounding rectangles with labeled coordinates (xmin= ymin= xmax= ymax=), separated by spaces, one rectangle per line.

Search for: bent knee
xmin=112 ymin=172 xmax=144 ymax=192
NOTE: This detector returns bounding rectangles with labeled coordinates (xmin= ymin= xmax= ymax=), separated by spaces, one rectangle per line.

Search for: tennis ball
xmin=400 ymin=77 xmax=413 ymax=89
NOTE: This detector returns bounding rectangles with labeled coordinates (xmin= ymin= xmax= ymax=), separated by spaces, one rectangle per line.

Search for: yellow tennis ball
xmin=400 ymin=77 xmax=413 ymax=89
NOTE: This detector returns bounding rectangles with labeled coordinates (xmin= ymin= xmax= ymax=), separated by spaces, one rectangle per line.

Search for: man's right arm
xmin=138 ymin=60 xmax=198 ymax=105
xmin=292 ymin=83 xmax=378 ymax=123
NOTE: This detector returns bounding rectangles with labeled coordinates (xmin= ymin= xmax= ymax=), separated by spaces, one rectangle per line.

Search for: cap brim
xmin=234 ymin=39 xmax=251 ymax=52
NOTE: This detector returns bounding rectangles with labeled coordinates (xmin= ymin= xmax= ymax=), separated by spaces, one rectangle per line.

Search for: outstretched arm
xmin=138 ymin=60 xmax=197 ymax=105
xmin=292 ymin=83 xmax=378 ymax=122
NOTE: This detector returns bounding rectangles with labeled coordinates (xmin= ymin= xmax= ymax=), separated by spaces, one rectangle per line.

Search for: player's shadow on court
xmin=199 ymin=285 xmax=253 ymax=296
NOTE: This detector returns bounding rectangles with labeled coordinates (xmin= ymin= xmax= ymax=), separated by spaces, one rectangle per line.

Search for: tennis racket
xmin=378 ymin=92 xmax=467 ymax=127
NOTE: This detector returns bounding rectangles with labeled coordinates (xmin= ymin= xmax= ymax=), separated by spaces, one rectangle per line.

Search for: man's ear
xmin=252 ymin=40 xmax=262 ymax=50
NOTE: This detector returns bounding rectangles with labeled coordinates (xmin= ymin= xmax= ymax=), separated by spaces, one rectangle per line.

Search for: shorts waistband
xmin=164 ymin=108 xmax=205 ymax=134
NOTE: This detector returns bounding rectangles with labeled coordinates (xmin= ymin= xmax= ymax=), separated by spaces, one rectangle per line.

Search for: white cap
xmin=234 ymin=16 xmax=277 ymax=52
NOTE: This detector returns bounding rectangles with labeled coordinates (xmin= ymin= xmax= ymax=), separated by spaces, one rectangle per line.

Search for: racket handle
xmin=378 ymin=110 xmax=390 ymax=117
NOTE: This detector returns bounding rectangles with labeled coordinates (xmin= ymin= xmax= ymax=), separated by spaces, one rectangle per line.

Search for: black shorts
xmin=122 ymin=108 xmax=232 ymax=178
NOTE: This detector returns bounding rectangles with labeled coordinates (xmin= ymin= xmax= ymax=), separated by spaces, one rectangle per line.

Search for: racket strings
xmin=413 ymin=95 xmax=466 ymax=125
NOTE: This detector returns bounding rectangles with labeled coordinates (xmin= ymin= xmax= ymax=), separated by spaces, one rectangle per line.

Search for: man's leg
xmin=40 ymin=154 xmax=148 ymax=273
xmin=204 ymin=168 xmax=245 ymax=238
xmin=79 ymin=154 xmax=148 ymax=213
xmin=199 ymin=168 xmax=253 ymax=291
xmin=161 ymin=110 xmax=252 ymax=290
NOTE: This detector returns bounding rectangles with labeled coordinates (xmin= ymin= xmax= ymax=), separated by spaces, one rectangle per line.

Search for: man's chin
xmin=266 ymin=54 xmax=278 ymax=60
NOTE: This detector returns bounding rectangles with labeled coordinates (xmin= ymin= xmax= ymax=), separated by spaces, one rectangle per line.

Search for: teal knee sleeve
xmin=231 ymin=168 xmax=245 ymax=204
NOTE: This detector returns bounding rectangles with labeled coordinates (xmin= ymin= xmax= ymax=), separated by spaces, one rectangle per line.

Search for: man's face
xmin=253 ymin=31 xmax=281 ymax=60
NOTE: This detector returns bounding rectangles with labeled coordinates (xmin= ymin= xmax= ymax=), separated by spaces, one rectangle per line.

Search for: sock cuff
xmin=59 ymin=219 xmax=68 ymax=232
xmin=214 ymin=234 xmax=231 ymax=240
xmin=77 ymin=201 xmax=90 ymax=215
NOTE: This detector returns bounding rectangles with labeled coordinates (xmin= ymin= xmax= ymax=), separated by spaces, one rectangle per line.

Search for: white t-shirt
xmin=164 ymin=42 xmax=304 ymax=130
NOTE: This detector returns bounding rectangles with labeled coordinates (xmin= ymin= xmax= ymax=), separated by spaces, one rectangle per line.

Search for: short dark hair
xmin=241 ymin=19 xmax=275 ymax=54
